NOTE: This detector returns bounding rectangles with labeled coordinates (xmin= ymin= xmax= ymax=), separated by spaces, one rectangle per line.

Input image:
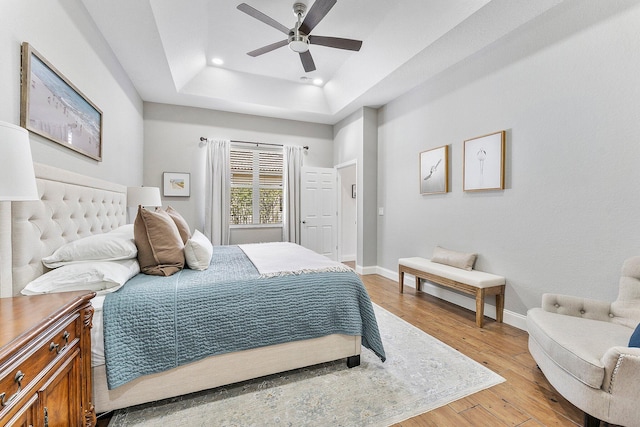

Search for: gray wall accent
xmin=377 ymin=0 xmax=640 ymax=316
xmin=334 ymin=107 xmax=378 ymax=270
xmin=143 ymin=102 xmax=334 ymax=236
xmin=0 ymin=0 xmax=144 ymax=185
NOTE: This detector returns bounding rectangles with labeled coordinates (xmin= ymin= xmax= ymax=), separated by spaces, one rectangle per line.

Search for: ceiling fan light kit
xmin=288 ymin=35 xmax=309 ymax=53
xmin=237 ymin=0 xmax=362 ymax=73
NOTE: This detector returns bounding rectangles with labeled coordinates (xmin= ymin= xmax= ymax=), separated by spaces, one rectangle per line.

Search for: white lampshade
xmin=0 ymin=121 xmax=38 ymax=201
xmin=127 ymin=186 xmax=162 ymax=207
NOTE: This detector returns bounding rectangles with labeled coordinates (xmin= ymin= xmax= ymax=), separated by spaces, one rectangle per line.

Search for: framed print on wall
xmin=420 ymin=145 xmax=449 ymax=195
xmin=163 ymin=172 xmax=191 ymax=197
xmin=463 ymin=130 xmax=505 ymax=191
xmin=20 ymin=42 xmax=103 ymax=161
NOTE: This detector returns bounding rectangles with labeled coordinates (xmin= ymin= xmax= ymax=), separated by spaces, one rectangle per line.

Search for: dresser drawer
xmin=0 ymin=313 xmax=80 ymax=411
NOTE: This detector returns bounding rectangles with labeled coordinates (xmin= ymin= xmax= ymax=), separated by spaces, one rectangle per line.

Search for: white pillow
xmin=21 ymin=259 xmax=140 ymax=296
xmin=109 ymin=224 xmax=134 ymax=238
xmin=42 ymin=229 xmax=137 ymax=268
xmin=184 ymin=230 xmax=213 ymax=271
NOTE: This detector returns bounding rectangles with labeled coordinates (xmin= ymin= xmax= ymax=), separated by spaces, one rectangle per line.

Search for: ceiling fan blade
xmin=309 ymin=36 xmax=362 ymax=51
xmin=247 ymin=40 xmax=288 ymax=57
xmin=299 ymin=51 xmax=316 ymax=72
xmin=299 ymin=0 xmax=337 ymax=35
xmin=237 ymin=3 xmax=290 ymax=35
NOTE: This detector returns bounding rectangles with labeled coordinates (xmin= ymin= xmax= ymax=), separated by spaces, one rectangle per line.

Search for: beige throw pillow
xmin=161 ymin=205 xmax=191 ymax=244
xmin=431 ymin=246 xmax=477 ymax=271
xmin=134 ymin=206 xmax=185 ymax=276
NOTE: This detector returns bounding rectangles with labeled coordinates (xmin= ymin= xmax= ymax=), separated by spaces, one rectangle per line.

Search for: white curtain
xmin=204 ymin=139 xmax=230 ymax=245
xmin=282 ymin=145 xmax=303 ymax=243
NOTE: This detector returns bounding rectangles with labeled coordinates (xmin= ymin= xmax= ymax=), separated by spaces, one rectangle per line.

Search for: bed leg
xmin=346 ymin=355 xmax=360 ymax=368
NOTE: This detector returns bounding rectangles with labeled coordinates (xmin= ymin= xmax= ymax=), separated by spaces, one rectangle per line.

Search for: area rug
xmin=108 ymin=304 xmax=504 ymax=426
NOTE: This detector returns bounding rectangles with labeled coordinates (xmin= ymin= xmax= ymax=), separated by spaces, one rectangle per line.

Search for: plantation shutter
xmin=230 ymin=148 xmax=283 ymax=225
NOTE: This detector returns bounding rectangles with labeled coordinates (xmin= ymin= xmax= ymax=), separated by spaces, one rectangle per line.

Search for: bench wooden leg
xmin=415 ymin=276 xmax=421 ymax=292
xmin=476 ymin=288 xmax=485 ymax=328
xmin=398 ymin=269 xmax=405 ymax=293
xmin=496 ymin=287 xmax=505 ymax=323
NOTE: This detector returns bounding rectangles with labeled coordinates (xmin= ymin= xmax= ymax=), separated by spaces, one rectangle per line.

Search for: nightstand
xmin=0 ymin=291 xmax=96 ymax=426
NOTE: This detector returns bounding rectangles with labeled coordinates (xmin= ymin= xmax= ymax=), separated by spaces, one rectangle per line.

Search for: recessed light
xmin=211 ymin=58 xmax=224 ymax=66
xmin=313 ymin=78 xmax=323 ymax=86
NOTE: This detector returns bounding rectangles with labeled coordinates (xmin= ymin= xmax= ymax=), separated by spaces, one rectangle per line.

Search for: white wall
xmin=143 ymin=102 xmax=334 ymax=239
xmin=0 ymin=0 xmax=144 ymax=184
xmin=377 ymin=0 xmax=640 ymax=319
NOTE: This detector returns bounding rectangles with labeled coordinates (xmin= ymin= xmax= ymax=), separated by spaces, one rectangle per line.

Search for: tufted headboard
xmin=0 ymin=163 xmax=126 ymax=297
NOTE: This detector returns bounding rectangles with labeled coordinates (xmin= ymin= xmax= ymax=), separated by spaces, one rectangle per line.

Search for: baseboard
xmin=356 ymin=265 xmax=378 ymax=276
xmin=375 ymin=266 xmax=527 ymax=331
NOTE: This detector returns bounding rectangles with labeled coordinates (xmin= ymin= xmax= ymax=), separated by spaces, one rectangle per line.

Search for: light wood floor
xmin=360 ymin=270 xmax=587 ymax=427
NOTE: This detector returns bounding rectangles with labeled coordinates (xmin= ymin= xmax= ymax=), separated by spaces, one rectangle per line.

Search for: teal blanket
xmin=103 ymin=246 xmax=385 ymax=389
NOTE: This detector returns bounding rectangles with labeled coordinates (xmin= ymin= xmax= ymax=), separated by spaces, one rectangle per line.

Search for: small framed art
xmin=463 ymin=131 xmax=505 ymax=191
xmin=163 ymin=172 xmax=190 ymax=197
xmin=420 ymin=145 xmax=448 ymax=195
xmin=20 ymin=42 xmax=103 ymax=161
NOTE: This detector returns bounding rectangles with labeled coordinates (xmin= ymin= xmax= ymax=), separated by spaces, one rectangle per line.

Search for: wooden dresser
xmin=0 ymin=291 xmax=96 ymax=427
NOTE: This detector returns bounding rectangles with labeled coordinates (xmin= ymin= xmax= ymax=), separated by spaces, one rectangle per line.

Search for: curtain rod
xmin=199 ymin=137 xmax=308 ymax=150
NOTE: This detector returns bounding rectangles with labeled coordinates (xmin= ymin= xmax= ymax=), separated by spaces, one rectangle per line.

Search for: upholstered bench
xmin=398 ymin=256 xmax=505 ymax=327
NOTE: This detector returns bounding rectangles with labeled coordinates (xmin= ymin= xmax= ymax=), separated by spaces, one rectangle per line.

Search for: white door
xmin=301 ymin=167 xmax=337 ymax=260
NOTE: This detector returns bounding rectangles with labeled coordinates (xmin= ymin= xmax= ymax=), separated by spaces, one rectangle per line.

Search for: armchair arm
xmin=600 ymin=346 xmax=640 ymax=425
xmin=541 ymin=293 xmax=613 ymax=322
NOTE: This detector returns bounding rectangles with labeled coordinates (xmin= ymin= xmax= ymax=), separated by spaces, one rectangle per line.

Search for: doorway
xmin=337 ymin=162 xmax=357 ymax=263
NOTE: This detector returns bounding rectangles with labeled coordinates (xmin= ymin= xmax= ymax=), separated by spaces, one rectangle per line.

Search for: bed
xmin=0 ymin=163 xmax=384 ymax=415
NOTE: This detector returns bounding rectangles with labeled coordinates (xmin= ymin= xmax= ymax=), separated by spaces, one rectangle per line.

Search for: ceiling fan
xmin=237 ymin=0 xmax=363 ymax=73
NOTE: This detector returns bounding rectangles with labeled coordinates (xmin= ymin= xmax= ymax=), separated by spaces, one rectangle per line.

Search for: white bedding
xmin=238 ymin=242 xmax=351 ymax=277
xmin=91 ymin=295 xmax=106 ymax=367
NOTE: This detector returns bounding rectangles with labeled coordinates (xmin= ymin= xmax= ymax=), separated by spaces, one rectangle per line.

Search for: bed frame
xmin=0 ymin=163 xmax=361 ymax=413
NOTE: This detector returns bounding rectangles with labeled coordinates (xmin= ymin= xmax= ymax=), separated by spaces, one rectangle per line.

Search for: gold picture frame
xmin=20 ymin=42 xmax=103 ymax=161
xmin=419 ymin=145 xmax=449 ymax=195
xmin=463 ymin=131 xmax=505 ymax=191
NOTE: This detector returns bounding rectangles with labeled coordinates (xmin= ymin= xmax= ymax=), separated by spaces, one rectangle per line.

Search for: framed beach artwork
xmin=419 ymin=145 xmax=448 ymax=195
xmin=20 ymin=43 xmax=103 ymax=161
xmin=163 ymin=172 xmax=191 ymax=197
xmin=463 ymin=130 xmax=505 ymax=191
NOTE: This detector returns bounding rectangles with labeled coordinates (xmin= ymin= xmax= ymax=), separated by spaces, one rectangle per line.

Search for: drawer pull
xmin=49 ymin=330 xmax=70 ymax=354
xmin=0 ymin=371 xmax=25 ymax=407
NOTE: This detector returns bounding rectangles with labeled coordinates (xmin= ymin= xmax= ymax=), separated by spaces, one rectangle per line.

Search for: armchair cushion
xmin=541 ymin=293 xmax=613 ymax=322
xmin=629 ymin=324 xmax=640 ymax=347
xmin=527 ymin=308 xmax=634 ymax=389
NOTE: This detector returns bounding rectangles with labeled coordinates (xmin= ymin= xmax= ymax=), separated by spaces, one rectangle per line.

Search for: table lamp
xmin=0 ymin=121 xmax=38 ymax=201
xmin=126 ymin=186 xmax=162 ymax=222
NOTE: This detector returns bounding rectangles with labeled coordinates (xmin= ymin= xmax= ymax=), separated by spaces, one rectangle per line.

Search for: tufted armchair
xmin=527 ymin=256 xmax=640 ymax=427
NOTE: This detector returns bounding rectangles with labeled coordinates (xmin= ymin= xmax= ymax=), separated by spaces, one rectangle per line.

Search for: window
xmin=230 ymin=148 xmax=283 ymax=225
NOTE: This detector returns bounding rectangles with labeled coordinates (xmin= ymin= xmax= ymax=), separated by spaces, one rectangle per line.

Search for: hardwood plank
xmin=398 ymin=405 xmax=476 ymax=427
xmin=459 ymin=404 xmax=511 ymax=426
